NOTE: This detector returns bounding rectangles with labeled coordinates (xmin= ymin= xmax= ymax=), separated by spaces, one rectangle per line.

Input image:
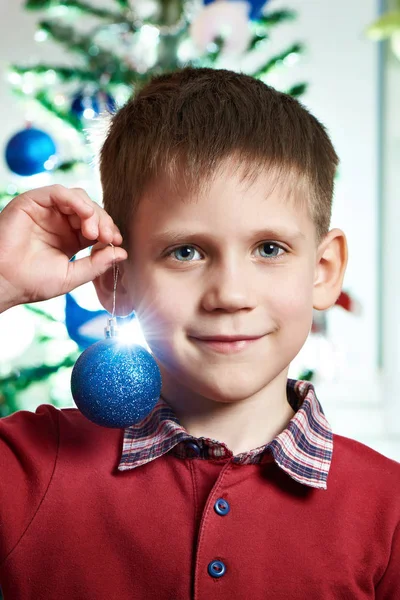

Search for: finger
xmin=113 ymin=230 xmax=123 ymax=245
xmin=96 ymin=214 xmax=117 ymax=244
xmin=64 ymin=245 xmax=128 ymax=292
xmin=69 ymin=187 xmax=95 ymax=208
xmin=69 ymin=188 xmax=124 ymax=245
xmin=24 ymin=185 xmax=94 ymax=219
xmin=81 ymin=212 xmax=99 ymax=240
xmin=90 ymin=241 xmax=124 ymax=260
xmin=89 ymin=208 xmax=122 ymax=245
xmin=69 ymin=191 xmax=121 ymax=242
xmin=68 ymin=211 xmax=123 ymax=246
xmin=68 ymin=214 xmax=81 ymax=230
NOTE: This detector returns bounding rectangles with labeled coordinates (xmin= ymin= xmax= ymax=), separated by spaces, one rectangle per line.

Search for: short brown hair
xmin=100 ymin=67 xmax=338 ymax=247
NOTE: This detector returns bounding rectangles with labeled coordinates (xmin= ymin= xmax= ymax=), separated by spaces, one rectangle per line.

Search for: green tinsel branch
xmin=285 ymin=83 xmax=307 ymax=97
xmin=0 ymin=355 xmax=78 ymax=390
xmin=49 ymin=0 xmax=125 ymax=22
xmin=57 ymin=159 xmax=87 ymax=172
xmin=197 ymin=36 xmax=224 ymax=64
xmin=247 ymin=33 xmax=269 ymax=52
xmin=37 ymin=20 xmax=147 ymax=84
xmin=257 ymin=9 xmax=297 ymax=27
xmin=35 ymin=89 xmax=84 ymax=131
xmin=12 ymin=64 xmax=106 ymax=84
xmin=25 ymin=0 xmax=129 ymax=13
xmin=244 ymin=10 xmax=298 ymax=60
xmin=0 ymin=194 xmax=19 ymax=210
xmin=12 ymin=63 xmax=146 ymax=87
xmin=298 ymin=369 xmax=314 ymax=382
xmin=113 ymin=0 xmax=130 ymax=8
xmin=11 ymin=86 xmax=82 ymax=131
xmin=0 ymin=353 xmax=79 ymax=417
xmin=24 ymin=304 xmax=63 ymax=322
xmin=38 ymin=19 xmax=102 ymax=53
xmin=11 ymin=87 xmax=84 ymax=132
xmin=251 ymin=42 xmax=304 ymax=79
xmin=25 ymin=0 xmax=64 ymax=8
xmin=39 ymin=20 xmax=123 ymax=69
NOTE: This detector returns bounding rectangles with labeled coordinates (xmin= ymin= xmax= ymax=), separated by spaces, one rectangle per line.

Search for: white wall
xmin=1 ymin=0 xmax=398 ymax=460
xmin=382 ymin=41 xmax=400 ymax=440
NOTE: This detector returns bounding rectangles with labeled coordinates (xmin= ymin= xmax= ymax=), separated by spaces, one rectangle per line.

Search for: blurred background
xmin=0 ymin=0 xmax=399 ymax=460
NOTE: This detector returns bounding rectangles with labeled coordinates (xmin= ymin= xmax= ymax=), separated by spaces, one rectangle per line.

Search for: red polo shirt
xmin=0 ymin=379 xmax=399 ymax=599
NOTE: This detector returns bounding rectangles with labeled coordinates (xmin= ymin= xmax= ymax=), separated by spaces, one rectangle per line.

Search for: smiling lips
xmin=189 ymin=334 xmax=265 ymax=354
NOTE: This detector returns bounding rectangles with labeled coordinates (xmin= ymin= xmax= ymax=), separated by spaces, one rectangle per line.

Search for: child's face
xmin=122 ymin=161 xmax=321 ymax=403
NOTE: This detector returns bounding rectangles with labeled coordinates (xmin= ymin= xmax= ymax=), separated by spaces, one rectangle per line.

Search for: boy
xmin=0 ymin=67 xmax=399 ymax=599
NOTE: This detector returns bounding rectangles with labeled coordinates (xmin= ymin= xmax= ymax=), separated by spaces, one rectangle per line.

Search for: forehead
xmin=131 ymin=160 xmax=315 ymax=241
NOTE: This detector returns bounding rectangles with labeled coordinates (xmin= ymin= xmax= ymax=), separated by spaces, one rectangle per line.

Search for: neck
xmin=160 ymin=368 xmax=296 ymax=455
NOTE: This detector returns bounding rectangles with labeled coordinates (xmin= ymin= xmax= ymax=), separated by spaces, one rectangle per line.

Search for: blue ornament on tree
xmin=71 ymin=317 xmax=162 ymax=428
xmin=5 ymin=126 xmax=57 ymax=176
xmin=247 ymin=0 xmax=269 ymax=20
xmin=203 ymin=0 xmax=269 ymax=21
xmin=71 ymin=90 xmax=116 ymax=119
xmin=65 ymin=290 xmax=136 ymax=349
xmin=65 ymin=291 xmax=112 ymax=350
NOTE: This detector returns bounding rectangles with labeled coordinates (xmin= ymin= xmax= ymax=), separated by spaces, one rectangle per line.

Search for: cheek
xmin=131 ymin=271 xmax=193 ymax=340
xmin=268 ymin=271 xmax=314 ymax=330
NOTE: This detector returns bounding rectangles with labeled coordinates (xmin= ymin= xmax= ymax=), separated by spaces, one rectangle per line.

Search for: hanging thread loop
xmin=104 ymin=243 xmax=119 ymax=338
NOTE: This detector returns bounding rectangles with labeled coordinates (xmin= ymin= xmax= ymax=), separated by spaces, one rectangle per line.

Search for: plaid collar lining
xmin=118 ymin=379 xmax=333 ymax=490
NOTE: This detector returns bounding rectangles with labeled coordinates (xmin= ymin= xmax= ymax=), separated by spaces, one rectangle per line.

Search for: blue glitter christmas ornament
xmin=5 ymin=127 xmax=57 ymax=176
xmin=71 ymin=318 xmax=162 ymax=428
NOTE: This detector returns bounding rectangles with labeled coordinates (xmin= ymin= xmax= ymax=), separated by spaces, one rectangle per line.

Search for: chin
xmin=188 ymin=360 xmax=290 ymax=404
xmin=196 ymin=377 xmax=264 ymax=404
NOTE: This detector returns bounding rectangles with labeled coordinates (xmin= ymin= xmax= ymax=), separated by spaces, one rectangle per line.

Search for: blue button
xmin=208 ymin=560 xmax=226 ymax=578
xmin=214 ymin=498 xmax=230 ymax=516
xmin=186 ymin=441 xmax=201 ymax=456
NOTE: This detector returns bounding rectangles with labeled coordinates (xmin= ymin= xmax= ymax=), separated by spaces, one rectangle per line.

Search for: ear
xmin=91 ymin=250 xmax=135 ymax=317
xmin=313 ymin=228 xmax=348 ymax=311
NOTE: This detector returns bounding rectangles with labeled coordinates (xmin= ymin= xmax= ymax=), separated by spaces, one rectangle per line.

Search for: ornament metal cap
xmin=105 ymin=317 xmax=118 ymax=338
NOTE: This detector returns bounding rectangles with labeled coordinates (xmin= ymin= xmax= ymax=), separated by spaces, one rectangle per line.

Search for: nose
xmin=200 ymin=258 xmax=256 ymax=313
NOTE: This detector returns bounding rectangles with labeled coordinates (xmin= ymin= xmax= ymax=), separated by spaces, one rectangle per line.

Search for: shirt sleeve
xmin=0 ymin=404 xmax=59 ymax=569
xmin=375 ymin=519 xmax=400 ymax=599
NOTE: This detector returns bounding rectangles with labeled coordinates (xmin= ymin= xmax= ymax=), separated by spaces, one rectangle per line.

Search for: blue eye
xmin=257 ymin=243 xmax=285 ymax=259
xmin=170 ymin=246 xmax=202 ymax=261
xmin=166 ymin=243 xmax=285 ymax=262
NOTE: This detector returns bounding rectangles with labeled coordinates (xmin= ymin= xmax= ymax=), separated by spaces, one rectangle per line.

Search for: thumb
xmin=65 ymin=244 xmax=128 ymax=292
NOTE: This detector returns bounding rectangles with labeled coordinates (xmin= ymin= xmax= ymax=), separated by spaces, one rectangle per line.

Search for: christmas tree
xmin=0 ymin=0 xmax=309 ymax=417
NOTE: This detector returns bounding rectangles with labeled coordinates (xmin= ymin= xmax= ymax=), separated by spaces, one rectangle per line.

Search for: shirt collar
xmin=118 ymin=378 xmax=333 ymax=490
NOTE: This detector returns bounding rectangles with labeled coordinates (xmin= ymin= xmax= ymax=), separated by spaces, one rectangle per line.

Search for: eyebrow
xmin=151 ymin=227 xmax=306 ymax=246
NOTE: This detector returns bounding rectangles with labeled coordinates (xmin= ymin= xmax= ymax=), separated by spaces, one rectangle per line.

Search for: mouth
xmin=189 ymin=334 xmax=265 ymax=354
